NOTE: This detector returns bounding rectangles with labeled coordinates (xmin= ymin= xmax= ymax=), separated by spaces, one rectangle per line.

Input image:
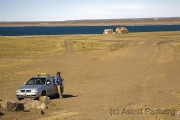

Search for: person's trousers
xmin=56 ymin=85 xmax=63 ymax=98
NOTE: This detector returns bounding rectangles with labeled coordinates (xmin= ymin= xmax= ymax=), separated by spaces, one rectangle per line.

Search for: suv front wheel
xmin=41 ymin=91 xmax=46 ymax=96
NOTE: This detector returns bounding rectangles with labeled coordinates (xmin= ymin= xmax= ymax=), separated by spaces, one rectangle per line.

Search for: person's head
xmin=57 ymin=72 xmax=60 ymax=76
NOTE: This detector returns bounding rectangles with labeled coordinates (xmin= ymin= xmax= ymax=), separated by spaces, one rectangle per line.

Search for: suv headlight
xmin=31 ymin=89 xmax=38 ymax=93
xmin=16 ymin=89 xmax=21 ymax=93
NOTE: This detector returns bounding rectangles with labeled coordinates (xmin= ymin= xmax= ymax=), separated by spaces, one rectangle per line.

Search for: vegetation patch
xmin=0 ymin=35 xmax=65 ymax=87
xmin=0 ymin=36 xmax=65 ymax=57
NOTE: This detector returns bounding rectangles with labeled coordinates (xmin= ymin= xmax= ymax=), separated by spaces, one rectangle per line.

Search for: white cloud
xmin=73 ymin=4 xmax=152 ymax=19
xmin=71 ymin=3 xmax=180 ymax=20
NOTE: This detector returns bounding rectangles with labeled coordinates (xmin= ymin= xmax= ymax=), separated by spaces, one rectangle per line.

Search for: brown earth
xmin=0 ymin=33 xmax=180 ymax=120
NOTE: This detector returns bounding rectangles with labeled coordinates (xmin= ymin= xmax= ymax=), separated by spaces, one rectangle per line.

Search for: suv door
xmin=45 ymin=77 xmax=57 ymax=95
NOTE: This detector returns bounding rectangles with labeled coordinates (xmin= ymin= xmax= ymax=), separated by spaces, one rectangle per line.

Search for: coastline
xmin=1 ymin=17 xmax=180 ymax=27
xmin=1 ymin=23 xmax=180 ymax=27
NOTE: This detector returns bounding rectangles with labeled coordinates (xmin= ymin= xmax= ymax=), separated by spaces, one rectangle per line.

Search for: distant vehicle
xmin=16 ymin=73 xmax=64 ymax=100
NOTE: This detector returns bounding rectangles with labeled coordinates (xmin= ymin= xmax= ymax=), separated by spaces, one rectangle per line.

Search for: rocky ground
xmin=0 ymin=32 xmax=180 ymax=120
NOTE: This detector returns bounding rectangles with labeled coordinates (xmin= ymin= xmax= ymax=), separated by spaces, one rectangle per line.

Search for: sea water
xmin=0 ymin=25 xmax=180 ymax=36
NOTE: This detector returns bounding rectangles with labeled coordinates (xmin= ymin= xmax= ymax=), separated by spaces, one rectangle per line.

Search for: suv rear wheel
xmin=18 ymin=98 xmax=24 ymax=101
xmin=41 ymin=91 xmax=46 ymax=96
xmin=56 ymin=94 xmax=60 ymax=98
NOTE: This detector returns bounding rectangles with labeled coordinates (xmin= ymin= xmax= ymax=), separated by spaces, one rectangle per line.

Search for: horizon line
xmin=1 ymin=17 xmax=180 ymax=22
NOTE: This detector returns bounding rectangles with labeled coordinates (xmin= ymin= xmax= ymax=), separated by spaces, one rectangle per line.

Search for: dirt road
xmin=1 ymin=37 xmax=180 ymax=120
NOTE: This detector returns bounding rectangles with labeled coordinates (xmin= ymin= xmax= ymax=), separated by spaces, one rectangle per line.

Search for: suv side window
xmin=46 ymin=77 xmax=52 ymax=84
xmin=52 ymin=78 xmax=55 ymax=83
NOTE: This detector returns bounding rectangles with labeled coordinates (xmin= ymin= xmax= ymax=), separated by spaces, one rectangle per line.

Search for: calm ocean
xmin=0 ymin=25 xmax=180 ymax=36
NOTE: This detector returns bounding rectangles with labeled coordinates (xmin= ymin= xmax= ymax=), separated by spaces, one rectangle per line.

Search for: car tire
xmin=41 ymin=91 xmax=46 ymax=96
xmin=18 ymin=98 xmax=24 ymax=101
xmin=56 ymin=94 xmax=60 ymax=98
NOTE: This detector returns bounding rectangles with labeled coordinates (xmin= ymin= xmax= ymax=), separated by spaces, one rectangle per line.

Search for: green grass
xmin=72 ymin=39 xmax=110 ymax=53
xmin=0 ymin=36 xmax=65 ymax=79
xmin=0 ymin=31 xmax=180 ymax=56
xmin=0 ymin=36 xmax=65 ymax=57
xmin=67 ymin=31 xmax=180 ymax=53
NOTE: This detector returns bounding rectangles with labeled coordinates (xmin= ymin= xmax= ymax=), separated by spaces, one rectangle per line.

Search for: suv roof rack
xmin=37 ymin=73 xmax=50 ymax=77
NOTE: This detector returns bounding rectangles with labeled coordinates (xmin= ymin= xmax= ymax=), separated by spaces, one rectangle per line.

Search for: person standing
xmin=55 ymin=72 xmax=63 ymax=98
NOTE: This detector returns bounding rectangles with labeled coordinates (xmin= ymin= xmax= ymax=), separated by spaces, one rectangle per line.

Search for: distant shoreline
xmin=1 ymin=17 xmax=180 ymax=27
xmin=1 ymin=23 xmax=180 ymax=27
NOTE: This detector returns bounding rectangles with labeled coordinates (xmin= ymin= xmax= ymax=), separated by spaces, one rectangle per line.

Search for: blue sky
xmin=0 ymin=0 xmax=179 ymax=21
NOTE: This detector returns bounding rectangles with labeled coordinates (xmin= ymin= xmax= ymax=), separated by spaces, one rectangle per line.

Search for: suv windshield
xmin=26 ymin=78 xmax=46 ymax=85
